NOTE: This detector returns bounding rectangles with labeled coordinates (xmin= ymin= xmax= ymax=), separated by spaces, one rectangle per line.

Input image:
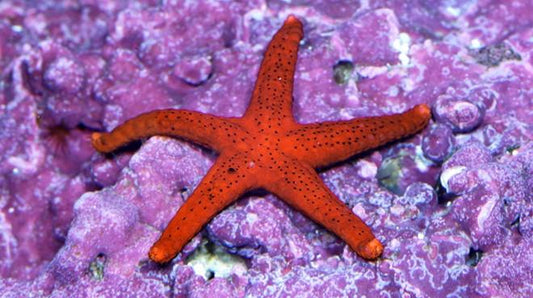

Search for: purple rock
xmin=377 ymin=143 xmax=440 ymax=195
xmin=475 ymin=236 xmax=533 ymax=297
xmin=208 ymin=195 xmax=314 ymax=259
xmin=520 ymin=206 xmax=533 ymax=238
xmin=167 ymin=54 xmax=213 ymax=88
xmin=422 ymin=124 xmax=455 ymax=163
xmin=433 ymin=94 xmax=484 ymax=133
xmin=400 ymin=182 xmax=437 ymax=212
xmin=43 ymin=57 xmax=86 ymax=94
xmin=442 ymin=140 xmax=492 ymax=172
xmin=267 ymin=0 xmax=361 ymax=19
xmin=333 ymin=9 xmax=401 ymax=66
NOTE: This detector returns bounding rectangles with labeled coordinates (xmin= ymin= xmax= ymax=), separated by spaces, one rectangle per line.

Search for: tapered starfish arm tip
xmin=148 ymin=246 xmax=170 ymax=264
xmin=413 ymin=103 xmax=431 ymax=119
xmin=91 ymin=132 xmax=107 ymax=152
xmin=357 ymin=238 xmax=384 ymax=260
xmin=286 ymin=15 xmax=302 ymax=25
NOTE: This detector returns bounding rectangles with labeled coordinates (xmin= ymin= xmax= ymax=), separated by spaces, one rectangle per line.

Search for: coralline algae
xmin=1 ymin=0 xmax=532 ymax=297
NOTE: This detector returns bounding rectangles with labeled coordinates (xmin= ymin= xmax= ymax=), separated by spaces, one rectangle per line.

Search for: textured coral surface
xmin=1 ymin=0 xmax=532 ymax=297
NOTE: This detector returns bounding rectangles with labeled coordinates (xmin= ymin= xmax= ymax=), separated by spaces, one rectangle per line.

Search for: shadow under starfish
xmin=92 ymin=15 xmax=431 ymax=263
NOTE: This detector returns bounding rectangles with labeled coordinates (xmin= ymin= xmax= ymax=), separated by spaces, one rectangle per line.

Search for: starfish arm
xmin=91 ymin=109 xmax=248 ymax=153
xmin=262 ymin=157 xmax=383 ymax=260
xmin=149 ymin=152 xmax=255 ymax=263
xmin=242 ymin=15 xmax=303 ymax=129
xmin=281 ymin=104 xmax=431 ymax=168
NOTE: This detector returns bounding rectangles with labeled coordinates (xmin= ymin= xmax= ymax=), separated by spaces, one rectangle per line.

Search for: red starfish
xmin=92 ymin=16 xmax=431 ymax=263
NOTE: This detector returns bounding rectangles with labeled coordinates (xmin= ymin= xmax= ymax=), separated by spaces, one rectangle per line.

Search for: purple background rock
xmin=1 ymin=0 xmax=532 ymax=297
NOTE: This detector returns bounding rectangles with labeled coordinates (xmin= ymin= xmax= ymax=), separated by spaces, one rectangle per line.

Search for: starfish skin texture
xmin=92 ymin=16 xmax=431 ymax=263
